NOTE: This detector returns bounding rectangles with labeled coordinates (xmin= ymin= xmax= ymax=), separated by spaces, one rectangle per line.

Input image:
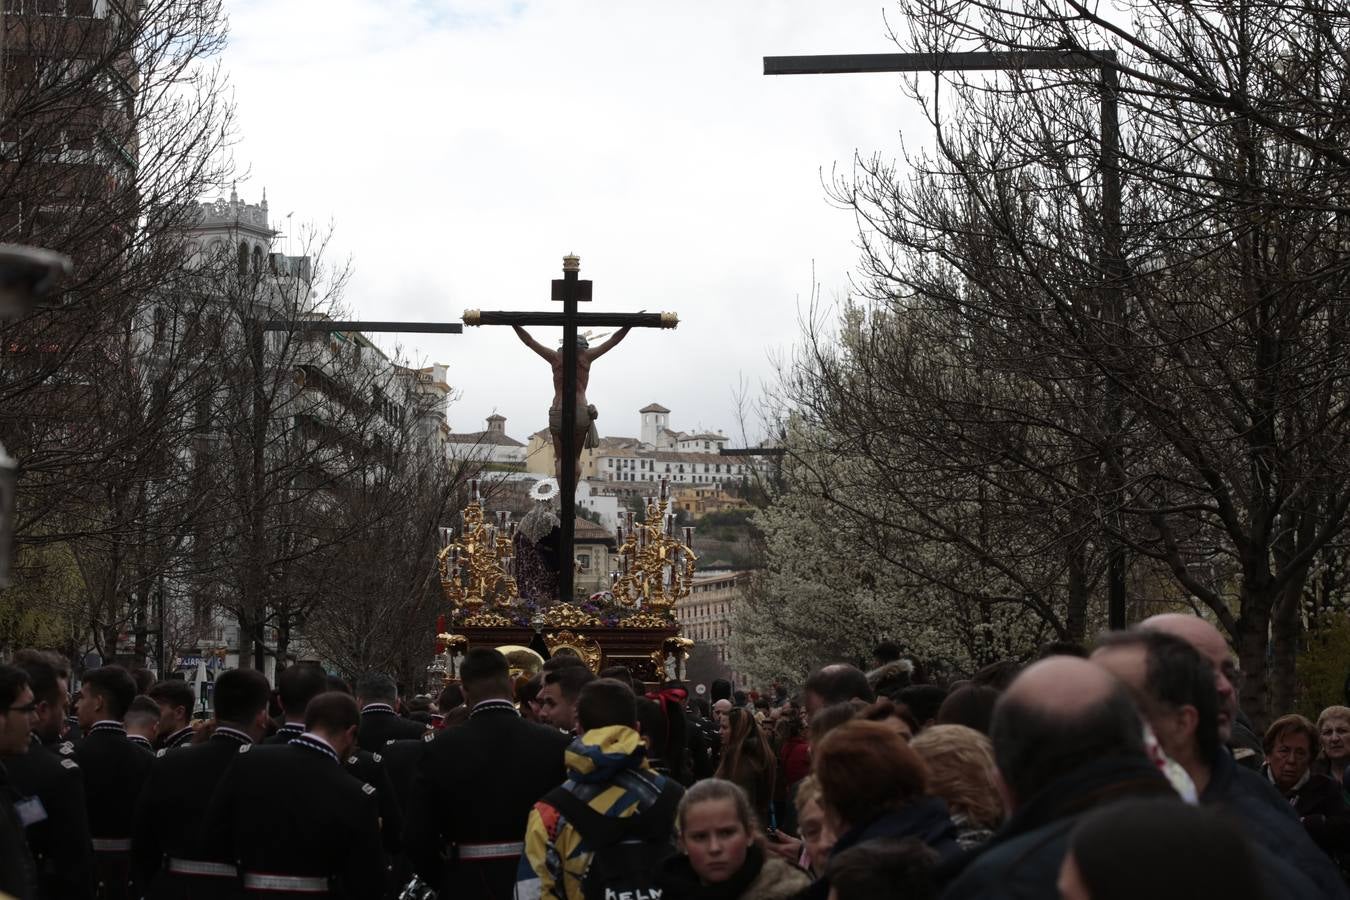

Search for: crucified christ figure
xmin=513 ymin=325 xmax=631 ymax=482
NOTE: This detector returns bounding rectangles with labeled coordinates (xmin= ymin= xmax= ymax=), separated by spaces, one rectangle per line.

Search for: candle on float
xmin=615 ymin=524 xmax=625 ymax=546
xmin=683 ymin=526 xmax=694 ymax=547
xmin=471 ymin=479 xmax=480 ymax=502
xmin=659 ymin=478 xmax=669 ymax=500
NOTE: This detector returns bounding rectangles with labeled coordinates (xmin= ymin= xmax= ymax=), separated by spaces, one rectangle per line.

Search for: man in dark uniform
xmin=355 ymin=673 xmax=426 ymax=752
xmin=267 ymin=664 xmax=404 ymax=867
xmin=0 ymin=663 xmax=40 ymax=900
xmin=74 ymin=666 xmax=153 ymax=900
xmin=132 ymin=667 xmax=271 ymax=899
xmin=124 ymin=697 xmax=160 ymax=754
xmin=203 ymin=691 xmax=384 ymax=899
xmin=6 ymin=653 xmax=94 ymax=899
xmin=403 ymin=648 xmax=570 ymax=900
xmin=11 ymin=651 xmax=69 ymax=750
xmin=146 ymin=681 xmax=196 ymax=751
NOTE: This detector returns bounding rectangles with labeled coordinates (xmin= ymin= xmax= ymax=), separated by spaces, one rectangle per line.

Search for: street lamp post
xmin=765 ymin=49 xmax=1129 ymax=629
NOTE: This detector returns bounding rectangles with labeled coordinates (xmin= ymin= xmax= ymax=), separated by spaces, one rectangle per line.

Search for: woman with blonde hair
xmin=717 ymin=707 xmax=776 ymax=831
xmin=909 ymin=724 xmax=1004 ymax=850
xmin=659 ymin=778 xmax=811 ymax=900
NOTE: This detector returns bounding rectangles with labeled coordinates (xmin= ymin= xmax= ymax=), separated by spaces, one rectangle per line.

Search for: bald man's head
xmin=1142 ymin=614 xmax=1238 ymax=741
xmin=992 ymin=657 xmax=1146 ymax=810
xmin=1004 ymin=657 xmax=1120 ymax=716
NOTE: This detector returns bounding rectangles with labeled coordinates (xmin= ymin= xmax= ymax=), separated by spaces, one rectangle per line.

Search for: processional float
xmin=428 ymin=477 xmax=696 ymax=686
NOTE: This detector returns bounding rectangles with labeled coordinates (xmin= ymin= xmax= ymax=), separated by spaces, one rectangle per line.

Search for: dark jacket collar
xmin=211 ymin=726 xmax=253 ymax=747
xmin=469 ymin=699 xmax=519 ymax=719
xmin=660 ymin=843 xmax=766 ymax=900
xmin=291 ymin=734 xmax=340 ymax=764
xmin=164 ymin=725 xmax=195 ymax=748
xmin=833 ymin=797 xmax=960 ymax=862
xmin=89 ymin=720 xmax=127 ymax=736
xmin=275 ymin=722 xmax=304 ymax=737
xmin=361 ymin=703 xmax=397 ymax=716
xmin=1000 ymin=755 xmax=1171 ymax=844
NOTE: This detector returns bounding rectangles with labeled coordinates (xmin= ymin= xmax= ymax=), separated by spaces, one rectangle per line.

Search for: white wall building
xmin=446 ymin=415 xmax=528 ymax=471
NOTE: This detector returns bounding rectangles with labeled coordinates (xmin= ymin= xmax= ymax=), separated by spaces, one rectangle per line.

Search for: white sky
xmin=223 ymin=0 xmax=929 ymax=444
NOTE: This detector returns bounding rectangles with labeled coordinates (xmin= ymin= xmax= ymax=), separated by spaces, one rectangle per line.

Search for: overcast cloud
xmin=223 ymin=1 xmax=929 ymax=445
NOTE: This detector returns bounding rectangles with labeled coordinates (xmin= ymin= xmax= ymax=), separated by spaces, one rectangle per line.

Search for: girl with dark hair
xmin=717 ymin=707 xmax=776 ymax=831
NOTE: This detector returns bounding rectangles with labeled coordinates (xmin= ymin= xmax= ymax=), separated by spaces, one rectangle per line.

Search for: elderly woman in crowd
xmin=910 ymin=724 xmax=1004 ymax=850
xmin=1264 ymin=714 xmax=1345 ymax=818
xmin=1316 ymin=705 xmax=1350 ymax=790
xmin=802 ymin=719 xmax=959 ymax=899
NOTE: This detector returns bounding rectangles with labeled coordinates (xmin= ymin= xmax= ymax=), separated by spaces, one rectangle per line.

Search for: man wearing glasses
xmin=5 ymin=652 xmax=94 ymax=899
xmin=0 ymin=662 xmax=40 ymax=899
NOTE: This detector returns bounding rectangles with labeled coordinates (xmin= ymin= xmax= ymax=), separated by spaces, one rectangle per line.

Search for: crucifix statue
xmin=464 ymin=254 xmax=678 ymax=602
xmin=512 ymin=325 xmax=631 ymax=481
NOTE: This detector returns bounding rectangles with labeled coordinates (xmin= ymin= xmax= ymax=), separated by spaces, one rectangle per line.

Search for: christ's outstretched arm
xmin=513 ymin=325 xmax=556 ymax=362
xmin=587 ymin=325 xmax=631 ymax=361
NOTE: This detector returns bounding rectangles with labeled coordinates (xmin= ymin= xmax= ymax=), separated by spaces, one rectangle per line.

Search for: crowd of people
xmin=1 ymin=611 xmax=1350 ymax=899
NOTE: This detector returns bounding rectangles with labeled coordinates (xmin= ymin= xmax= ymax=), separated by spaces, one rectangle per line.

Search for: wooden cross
xmin=464 ymin=255 xmax=678 ymax=603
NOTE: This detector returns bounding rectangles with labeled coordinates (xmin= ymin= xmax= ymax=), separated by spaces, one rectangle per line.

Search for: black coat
xmin=261 ymin=722 xmax=304 ymax=746
xmin=75 ymin=724 xmax=154 ymax=843
xmin=378 ymin=735 xmax=431 ymax=814
xmin=942 ymin=757 xmax=1176 ymax=900
xmin=1203 ymin=748 xmax=1350 ymax=900
xmin=4 ymin=737 xmax=94 ymax=900
xmin=202 ymin=737 xmax=384 ymax=900
xmin=74 ymin=722 xmax=153 ymax=900
xmin=803 ymin=797 xmax=959 ymax=900
xmin=357 ymin=705 xmax=426 ymax=753
xmin=263 ymin=723 xmax=404 ymax=856
xmin=131 ymin=727 xmax=253 ymax=900
xmin=402 ymin=700 xmax=570 ymax=900
xmin=0 ymin=761 xmax=38 ymax=900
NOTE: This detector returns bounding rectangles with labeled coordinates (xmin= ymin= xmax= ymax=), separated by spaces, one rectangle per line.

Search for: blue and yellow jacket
xmin=515 ymin=725 xmax=673 ymax=900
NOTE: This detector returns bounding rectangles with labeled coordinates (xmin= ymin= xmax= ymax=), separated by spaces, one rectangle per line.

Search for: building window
xmin=577 ymin=553 xmax=591 ymax=572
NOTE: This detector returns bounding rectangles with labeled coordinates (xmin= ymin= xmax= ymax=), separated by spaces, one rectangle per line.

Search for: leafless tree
xmin=0 ymin=0 xmax=235 ymax=659
xmin=777 ymin=0 xmax=1350 ymax=721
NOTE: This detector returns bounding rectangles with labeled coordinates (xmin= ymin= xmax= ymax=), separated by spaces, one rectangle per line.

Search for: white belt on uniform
xmin=242 ymin=872 xmax=329 ymax=893
xmin=91 ymin=838 xmax=133 ymax=853
xmin=167 ymin=858 xmax=238 ymax=878
xmin=455 ymin=841 xmax=525 ymax=860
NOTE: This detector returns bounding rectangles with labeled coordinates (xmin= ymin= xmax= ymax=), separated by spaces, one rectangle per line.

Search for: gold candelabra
xmin=438 ymin=480 xmax=518 ymax=611
xmin=611 ymin=479 xmax=697 ymax=616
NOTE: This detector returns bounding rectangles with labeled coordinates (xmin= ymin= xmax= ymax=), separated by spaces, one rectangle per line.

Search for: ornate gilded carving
xmin=439 ymin=483 xmax=519 ymax=611
xmin=463 ymin=611 xmax=514 ymax=628
xmin=544 ymin=630 xmax=603 ymax=672
xmin=619 ymin=612 xmax=674 ymax=629
xmin=612 ymin=486 xmax=698 ymax=615
xmin=540 ymin=603 xmax=603 ymax=629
